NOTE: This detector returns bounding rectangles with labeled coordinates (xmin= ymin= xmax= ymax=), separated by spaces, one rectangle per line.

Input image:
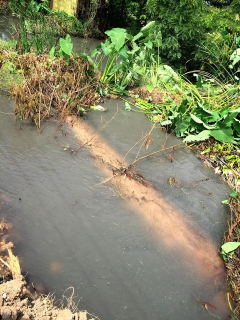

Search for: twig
xmin=130 ymin=143 xmax=184 ymax=167
xmin=0 ymin=257 xmax=10 ymax=269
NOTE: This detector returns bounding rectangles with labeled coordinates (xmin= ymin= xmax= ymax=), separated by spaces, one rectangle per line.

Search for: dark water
xmin=0 ymin=13 xmax=233 ymax=318
xmin=0 ymin=93 xmax=232 ymax=319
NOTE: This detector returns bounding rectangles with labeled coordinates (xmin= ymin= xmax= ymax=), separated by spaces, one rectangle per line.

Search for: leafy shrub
xmin=145 ymin=0 xmax=208 ymax=66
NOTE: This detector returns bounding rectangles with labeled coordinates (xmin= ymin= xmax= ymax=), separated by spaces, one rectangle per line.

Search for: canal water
xmin=0 ymin=92 xmax=232 ymax=319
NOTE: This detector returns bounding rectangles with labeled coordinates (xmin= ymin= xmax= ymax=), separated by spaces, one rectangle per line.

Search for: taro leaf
xmin=210 ymin=127 xmax=234 ymax=143
xmin=59 ymin=34 xmax=73 ymax=56
xmin=221 ymin=242 xmax=240 ymax=254
xmin=105 ymin=28 xmax=127 ymax=52
xmin=190 ymin=114 xmax=216 ymax=130
xmin=140 ymin=21 xmax=155 ymax=34
xmin=101 ymin=41 xmax=113 ymax=56
xmin=91 ymin=47 xmax=99 ymax=57
xmin=183 ymin=130 xmax=211 ymax=142
xmin=132 ymin=32 xmax=143 ymax=42
xmin=119 ymin=45 xmax=128 ymax=60
xmin=175 ymin=116 xmax=191 ymax=137
xmin=196 ymin=102 xmax=213 ymax=115
xmin=144 ymin=40 xmax=153 ymax=49
xmin=233 ymin=118 xmax=240 ymax=132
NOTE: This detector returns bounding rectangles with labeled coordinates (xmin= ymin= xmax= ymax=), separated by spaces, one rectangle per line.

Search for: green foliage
xmin=145 ymin=0 xmax=208 ymax=65
xmin=9 ymin=0 xmax=59 ymax=54
xmin=182 ymin=104 xmax=239 ymax=143
xmin=78 ymin=0 xmax=101 ymax=37
xmin=195 ymin=2 xmax=240 ymax=80
xmin=134 ymin=64 xmax=239 ymax=143
xmin=49 ymin=10 xmax=83 ymax=35
xmin=50 ymin=34 xmax=73 ymax=64
xmin=90 ymin=21 xmax=162 ymax=93
xmin=221 ymin=242 xmax=240 ymax=260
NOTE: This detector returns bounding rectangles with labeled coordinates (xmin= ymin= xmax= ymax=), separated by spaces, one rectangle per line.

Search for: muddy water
xmin=0 ymin=92 xmax=232 ymax=319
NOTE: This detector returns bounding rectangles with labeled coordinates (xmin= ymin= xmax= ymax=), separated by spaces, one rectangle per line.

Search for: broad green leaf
xmin=175 ymin=116 xmax=191 ymax=136
xmin=140 ymin=21 xmax=155 ymax=34
xmin=190 ymin=113 xmax=204 ymax=124
xmin=230 ymin=48 xmax=240 ymax=66
xmin=59 ymin=34 xmax=73 ymax=56
xmin=190 ymin=114 xmax=217 ymax=130
xmin=233 ymin=118 xmax=240 ymax=132
xmin=221 ymin=242 xmax=240 ymax=254
xmin=105 ymin=28 xmax=127 ymax=51
xmin=132 ymin=32 xmax=143 ymax=42
xmin=91 ymin=48 xmax=99 ymax=57
xmin=196 ymin=102 xmax=213 ymax=115
xmin=183 ymin=130 xmax=211 ymax=142
xmin=210 ymin=111 xmax=220 ymax=122
xmin=119 ymin=45 xmax=128 ymax=60
xmin=144 ymin=40 xmax=153 ymax=49
xmin=101 ymin=41 xmax=113 ymax=56
xmin=210 ymin=128 xmax=234 ymax=142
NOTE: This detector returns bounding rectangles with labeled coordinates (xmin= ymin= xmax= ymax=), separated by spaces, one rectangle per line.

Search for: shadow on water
xmin=0 ymin=93 xmax=232 ymax=319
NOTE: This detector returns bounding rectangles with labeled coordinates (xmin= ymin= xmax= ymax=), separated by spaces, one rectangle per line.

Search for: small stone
xmin=2 ymin=293 xmax=7 ymax=299
xmin=1 ymin=306 xmax=17 ymax=320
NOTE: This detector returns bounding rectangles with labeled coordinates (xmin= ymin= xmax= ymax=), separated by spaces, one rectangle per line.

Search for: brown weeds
xmin=9 ymin=53 xmax=100 ymax=131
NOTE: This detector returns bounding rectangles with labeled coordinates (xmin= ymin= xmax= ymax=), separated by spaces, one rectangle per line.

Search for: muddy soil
xmin=0 ymin=220 xmax=98 ymax=320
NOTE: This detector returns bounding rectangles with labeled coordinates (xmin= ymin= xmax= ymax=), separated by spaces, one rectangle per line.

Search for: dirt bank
xmin=0 ymin=220 xmax=98 ymax=320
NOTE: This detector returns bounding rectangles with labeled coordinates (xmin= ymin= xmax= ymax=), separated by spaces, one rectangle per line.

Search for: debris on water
xmin=92 ymin=105 xmax=108 ymax=112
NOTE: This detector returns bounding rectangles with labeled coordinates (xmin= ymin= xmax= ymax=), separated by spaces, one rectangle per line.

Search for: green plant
xmin=50 ymin=34 xmax=73 ymax=64
xmin=145 ymin=0 xmax=208 ymax=66
xmin=221 ymin=241 xmax=240 ymax=260
xmin=9 ymin=0 xmax=60 ymax=54
xmin=78 ymin=0 xmax=101 ymax=37
xmin=49 ymin=10 xmax=83 ymax=35
xmin=229 ymin=37 xmax=240 ymax=81
xmin=90 ymin=21 xmax=162 ymax=93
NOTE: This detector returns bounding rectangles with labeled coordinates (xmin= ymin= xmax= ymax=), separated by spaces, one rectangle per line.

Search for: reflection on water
xmin=0 ymin=93 xmax=231 ymax=319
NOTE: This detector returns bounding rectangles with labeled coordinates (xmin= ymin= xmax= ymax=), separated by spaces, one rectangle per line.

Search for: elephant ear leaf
xmin=221 ymin=242 xmax=240 ymax=254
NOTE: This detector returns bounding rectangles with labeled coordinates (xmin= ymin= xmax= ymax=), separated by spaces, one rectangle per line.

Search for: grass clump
xmin=8 ymin=52 xmax=100 ymax=130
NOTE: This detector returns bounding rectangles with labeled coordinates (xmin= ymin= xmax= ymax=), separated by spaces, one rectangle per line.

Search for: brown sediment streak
xmin=67 ymin=116 xmax=225 ymax=281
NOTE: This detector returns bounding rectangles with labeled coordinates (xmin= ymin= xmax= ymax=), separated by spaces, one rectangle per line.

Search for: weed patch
xmin=8 ymin=52 xmax=100 ymax=130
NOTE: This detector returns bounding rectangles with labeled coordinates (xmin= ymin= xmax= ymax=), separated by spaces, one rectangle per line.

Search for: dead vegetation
xmin=223 ymin=196 xmax=240 ymax=319
xmin=0 ymin=49 xmax=101 ymax=131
